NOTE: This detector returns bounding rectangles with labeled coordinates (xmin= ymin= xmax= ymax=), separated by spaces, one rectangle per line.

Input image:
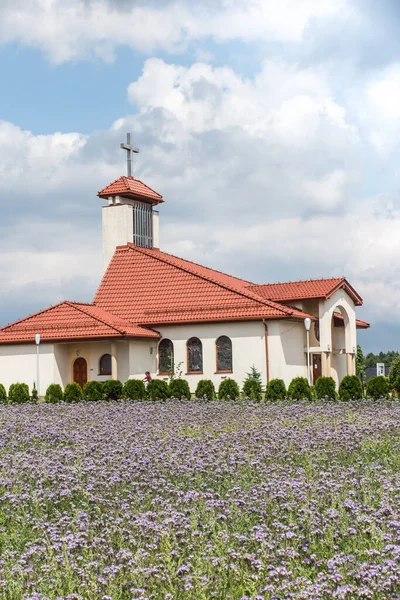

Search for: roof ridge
xmin=249 ymin=276 xmax=345 ymax=289
xmin=68 ymin=302 xmax=127 ymax=335
xmin=123 ymin=245 xmax=295 ymax=318
xmin=0 ymin=301 xmax=69 ymax=332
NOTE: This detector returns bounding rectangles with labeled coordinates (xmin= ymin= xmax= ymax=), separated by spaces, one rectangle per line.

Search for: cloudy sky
xmin=1 ymin=0 xmax=400 ymax=352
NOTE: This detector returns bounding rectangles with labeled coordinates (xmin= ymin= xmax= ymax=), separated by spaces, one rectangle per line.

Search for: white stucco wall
xmin=102 ymin=204 xmax=134 ymax=270
xmin=319 ymin=289 xmax=357 ymax=353
xmin=267 ymin=320 xmax=306 ymax=386
xmin=0 ymin=344 xmax=56 ymax=396
xmin=151 ymin=321 xmax=267 ymax=393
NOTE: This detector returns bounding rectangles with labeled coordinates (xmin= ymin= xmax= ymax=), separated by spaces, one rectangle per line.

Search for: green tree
xmin=389 ymin=357 xmax=400 ymax=387
xmin=356 ymin=345 xmax=366 ymax=383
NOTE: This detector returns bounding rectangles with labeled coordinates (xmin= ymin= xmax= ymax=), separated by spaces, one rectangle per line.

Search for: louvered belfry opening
xmin=133 ymin=201 xmax=153 ymax=248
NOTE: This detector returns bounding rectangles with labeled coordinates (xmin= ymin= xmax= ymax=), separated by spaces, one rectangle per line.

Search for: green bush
xmin=242 ymin=378 xmax=262 ymax=401
xmin=83 ymin=380 xmax=104 ymax=402
xmin=147 ymin=379 xmax=169 ymax=400
xmin=265 ymin=379 xmax=286 ymax=402
xmin=394 ymin=375 xmax=400 ymax=394
xmin=8 ymin=383 xmax=30 ymax=404
xmin=103 ymin=379 xmax=123 ymax=401
xmin=63 ymin=382 xmax=83 ymax=403
xmin=169 ymin=379 xmax=191 ymax=400
xmin=315 ymin=376 xmax=337 ymax=400
xmin=45 ymin=383 xmax=64 ymax=404
xmin=31 ymin=383 xmax=39 ymax=403
xmin=389 ymin=357 xmax=400 ymax=387
xmin=218 ymin=378 xmax=240 ymax=400
xmin=0 ymin=384 xmax=7 ymax=404
xmin=366 ymin=376 xmax=389 ymax=400
xmin=195 ymin=379 xmax=215 ymax=400
xmin=122 ymin=379 xmax=146 ymax=400
xmin=288 ymin=377 xmax=312 ymax=401
xmin=339 ymin=375 xmax=363 ymax=401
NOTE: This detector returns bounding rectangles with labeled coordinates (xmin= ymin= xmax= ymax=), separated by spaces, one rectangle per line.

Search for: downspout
xmin=262 ymin=319 xmax=270 ymax=384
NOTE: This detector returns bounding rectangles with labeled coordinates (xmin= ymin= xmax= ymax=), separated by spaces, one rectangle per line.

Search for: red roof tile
xmin=333 ymin=312 xmax=370 ymax=329
xmin=98 ymin=176 xmax=163 ymax=203
xmin=94 ymin=244 xmax=316 ymax=325
xmin=0 ymin=301 xmax=159 ymax=345
xmin=248 ymin=278 xmax=363 ymax=306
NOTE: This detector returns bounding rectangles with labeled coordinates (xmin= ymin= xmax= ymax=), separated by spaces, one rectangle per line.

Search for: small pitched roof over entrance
xmin=94 ymin=244 xmax=316 ymax=325
xmin=98 ymin=176 xmax=163 ymax=204
xmin=247 ymin=277 xmax=363 ymax=306
xmin=0 ymin=301 xmax=159 ymax=344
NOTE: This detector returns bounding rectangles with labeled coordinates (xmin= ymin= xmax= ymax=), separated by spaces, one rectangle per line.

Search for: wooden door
xmin=73 ymin=357 xmax=87 ymax=388
xmin=312 ymin=354 xmax=322 ymax=383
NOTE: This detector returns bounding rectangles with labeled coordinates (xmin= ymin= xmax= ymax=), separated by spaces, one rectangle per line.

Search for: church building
xmin=0 ymin=138 xmax=369 ymax=395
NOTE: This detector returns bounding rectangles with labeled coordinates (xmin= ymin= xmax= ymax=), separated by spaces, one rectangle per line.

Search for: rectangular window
xmin=133 ymin=201 xmax=153 ymax=248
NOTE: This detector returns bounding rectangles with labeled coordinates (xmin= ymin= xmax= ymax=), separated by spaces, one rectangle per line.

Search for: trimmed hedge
xmin=366 ymin=375 xmax=389 ymax=400
xmin=8 ymin=383 xmax=30 ymax=404
xmin=315 ymin=376 xmax=337 ymax=400
xmin=169 ymin=379 xmax=191 ymax=400
xmin=218 ymin=378 xmax=240 ymax=400
xmin=31 ymin=384 xmax=39 ymax=403
xmin=195 ymin=379 xmax=215 ymax=400
xmin=339 ymin=375 xmax=363 ymax=401
xmin=288 ymin=377 xmax=312 ymax=401
xmin=147 ymin=379 xmax=169 ymax=400
xmin=45 ymin=383 xmax=63 ymax=404
xmin=63 ymin=382 xmax=83 ymax=403
xmin=122 ymin=379 xmax=146 ymax=400
xmin=83 ymin=381 xmax=104 ymax=402
xmin=103 ymin=379 xmax=123 ymax=401
xmin=0 ymin=383 xmax=7 ymax=404
xmin=242 ymin=378 xmax=262 ymax=401
xmin=265 ymin=379 xmax=286 ymax=402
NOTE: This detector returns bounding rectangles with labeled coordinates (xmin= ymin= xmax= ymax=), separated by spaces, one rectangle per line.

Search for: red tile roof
xmin=248 ymin=277 xmax=363 ymax=306
xmin=333 ymin=312 xmax=370 ymax=329
xmin=98 ymin=176 xmax=163 ymax=203
xmin=0 ymin=301 xmax=160 ymax=345
xmin=94 ymin=244 xmax=316 ymax=325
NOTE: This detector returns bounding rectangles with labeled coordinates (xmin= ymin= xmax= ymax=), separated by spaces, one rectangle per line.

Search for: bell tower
xmin=98 ymin=134 xmax=164 ymax=270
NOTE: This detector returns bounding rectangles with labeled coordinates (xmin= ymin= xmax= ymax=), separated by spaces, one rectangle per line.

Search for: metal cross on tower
xmin=120 ymin=133 xmax=139 ymax=177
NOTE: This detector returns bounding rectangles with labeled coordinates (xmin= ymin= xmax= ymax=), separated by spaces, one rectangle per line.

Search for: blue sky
xmin=1 ymin=0 xmax=400 ymax=352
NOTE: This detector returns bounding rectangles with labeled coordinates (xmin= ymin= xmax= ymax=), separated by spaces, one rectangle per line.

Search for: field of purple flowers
xmin=1 ymin=400 xmax=400 ymax=599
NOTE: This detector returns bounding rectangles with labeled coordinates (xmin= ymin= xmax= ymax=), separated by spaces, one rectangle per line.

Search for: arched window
xmin=159 ymin=339 xmax=174 ymax=374
xmin=216 ymin=336 xmax=233 ymax=372
xmin=99 ymin=354 xmax=112 ymax=376
xmin=187 ymin=337 xmax=203 ymax=373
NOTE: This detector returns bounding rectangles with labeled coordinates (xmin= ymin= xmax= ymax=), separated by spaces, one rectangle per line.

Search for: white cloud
xmin=0 ymin=0 xmax=349 ymax=63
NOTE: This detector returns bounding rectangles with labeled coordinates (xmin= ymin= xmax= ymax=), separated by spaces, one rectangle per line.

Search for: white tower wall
xmin=102 ymin=203 xmax=134 ymax=271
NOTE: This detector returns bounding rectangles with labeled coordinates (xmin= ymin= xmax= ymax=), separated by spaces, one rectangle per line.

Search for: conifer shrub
xmin=31 ymin=383 xmax=39 ymax=403
xmin=195 ymin=379 xmax=215 ymax=400
xmin=63 ymin=382 xmax=83 ymax=403
xmin=83 ymin=380 xmax=104 ymax=402
xmin=366 ymin=375 xmax=389 ymax=400
xmin=8 ymin=383 xmax=30 ymax=404
xmin=122 ymin=379 xmax=146 ymax=401
xmin=394 ymin=375 xmax=400 ymax=394
xmin=169 ymin=378 xmax=191 ymax=400
xmin=315 ymin=376 xmax=337 ymax=400
xmin=339 ymin=375 xmax=363 ymax=401
xmin=147 ymin=379 xmax=169 ymax=400
xmin=288 ymin=377 xmax=312 ymax=401
xmin=265 ymin=378 xmax=286 ymax=402
xmin=0 ymin=384 xmax=7 ymax=404
xmin=45 ymin=383 xmax=63 ymax=404
xmin=103 ymin=379 xmax=123 ymax=401
xmin=242 ymin=378 xmax=262 ymax=401
xmin=218 ymin=378 xmax=240 ymax=400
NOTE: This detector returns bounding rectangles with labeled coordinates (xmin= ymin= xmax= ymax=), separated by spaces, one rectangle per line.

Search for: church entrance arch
xmin=73 ymin=357 xmax=88 ymax=388
xmin=330 ymin=305 xmax=352 ymax=384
